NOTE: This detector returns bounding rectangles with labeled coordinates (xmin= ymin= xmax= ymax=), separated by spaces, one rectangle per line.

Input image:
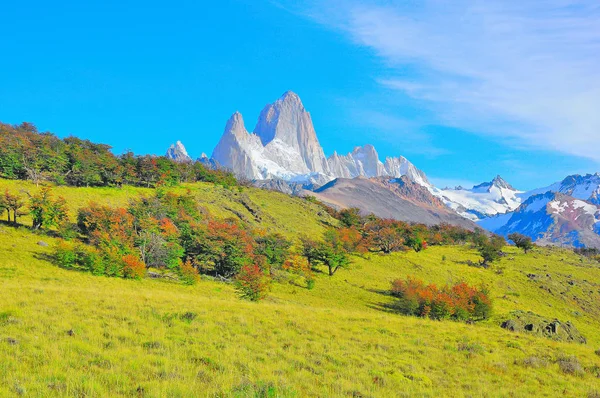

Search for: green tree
xmin=29 ymin=186 xmax=69 ymax=230
xmin=508 ymin=233 xmax=534 ymax=254
xmin=301 ymin=233 xmax=351 ymax=277
xmin=254 ymin=233 xmax=291 ymax=271
xmin=476 ymin=235 xmax=505 ymax=267
xmin=338 ymin=207 xmax=363 ymax=228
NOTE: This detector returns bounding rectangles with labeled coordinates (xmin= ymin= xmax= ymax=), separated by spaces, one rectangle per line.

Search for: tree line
xmin=0 ymin=122 xmax=237 ymax=188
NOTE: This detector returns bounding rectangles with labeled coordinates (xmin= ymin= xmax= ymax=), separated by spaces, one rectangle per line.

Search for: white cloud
xmin=286 ymin=0 xmax=600 ymax=161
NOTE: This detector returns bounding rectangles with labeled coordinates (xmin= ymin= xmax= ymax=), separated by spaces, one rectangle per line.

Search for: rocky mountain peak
xmin=491 ymin=175 xmax=515 ymax=190
xmin=253 ymin=91 xmax=330 ymax=175
xmin=225 ymin=111 xmax=247 ymax=137
xmin=472 ymin=175 xmax=515 ymax=192
xmin=166 ymin=140 xmax=192 ymax=163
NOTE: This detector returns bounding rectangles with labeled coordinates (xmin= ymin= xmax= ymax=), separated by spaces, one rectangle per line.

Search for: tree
xmin=476 ymin=235 xmax=505 ymax=267
xmin=301 ymin=234 xmax=351 ymax=277
xmin=0 ymin=195 xmax=7 ymax=222
xmin=235 ymin=264 xmax=270 ymax=301
xmin=193 ymin=220 xmax=255 ymax=278
xmin=364 ymin=219 xmax=406 ymax=253
xmin=338 ymin=207 xmax=363 ymax=228
xmin=254 ymin=232 xmax=291 ymax=272
xmin=2 ymin=190 xmax=25 ymax=224
xmin=508 ymin=233 xmax=534 ymax=254
xmin=29 ymin=186 xmax=69 ymax=230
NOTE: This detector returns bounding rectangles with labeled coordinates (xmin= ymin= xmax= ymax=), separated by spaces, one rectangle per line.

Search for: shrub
xmin=54 ymin=241 xmax=77 ymax=269
xmin=78 ymin=245 xmax=105 ymax=276
xmin=180 ymin=259 xmax=200 ymax=285
xmin=556 ymin=355 xmax=584 ymax=376
xmin=338 ymin=207 xmax=363 ymax=228
xmin=235 ymin=264 xmax=270 ymax=301
xmin=517 ymin=356 xmax=549 ymax=368
xmin=194 ymin=220 xmax=255 ymax=278
xmin=391 ymin=277 xmax=492 ymax=321
xmin=122 ymin=254 xmax=146 ymax=279
xmin=363 ymin=218 xmax=406 ymax=254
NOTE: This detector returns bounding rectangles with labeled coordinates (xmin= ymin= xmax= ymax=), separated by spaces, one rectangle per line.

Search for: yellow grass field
xmin=1 ymin=180 xmax=600 ymax=396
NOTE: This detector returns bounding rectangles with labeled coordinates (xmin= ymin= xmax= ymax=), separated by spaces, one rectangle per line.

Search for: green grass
xmin=2 ymin=180 xmax=600 ymax=396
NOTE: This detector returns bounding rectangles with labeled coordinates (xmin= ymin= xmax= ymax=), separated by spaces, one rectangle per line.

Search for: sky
xmin=1 ymin=0 xmax=599 ymax=190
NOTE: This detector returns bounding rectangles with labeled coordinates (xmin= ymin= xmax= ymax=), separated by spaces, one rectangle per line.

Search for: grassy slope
xmin=1 ymin=180 xmax=600 ymax=397
xmin=0 ymin=180 xmax=336 ymax=239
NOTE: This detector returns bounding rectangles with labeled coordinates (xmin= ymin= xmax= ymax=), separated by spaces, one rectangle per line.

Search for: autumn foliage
xmin=122 ymin=254 xmax=146 ymax=279
xmin=235 ymin=264 xmax=270 ymax=301
xmin=391 ymin=277 xmax=492 ymax=321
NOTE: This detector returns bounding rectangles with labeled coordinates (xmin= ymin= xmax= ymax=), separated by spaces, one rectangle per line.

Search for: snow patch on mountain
xmin=481 ymin=192 xmax=600 ymax=248
xmin=434 ymin=176 xmax=523 ymax=220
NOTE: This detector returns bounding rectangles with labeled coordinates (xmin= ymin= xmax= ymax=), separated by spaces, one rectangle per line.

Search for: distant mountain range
xmin=166 ymin=91 xmax=600 ymax=248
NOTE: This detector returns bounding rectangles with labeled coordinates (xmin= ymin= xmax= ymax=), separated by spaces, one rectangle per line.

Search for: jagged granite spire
xmin=254 ymin=91 xmax=330 ymax=175
xmin=166 ymin=141 xmax=192 ymax=163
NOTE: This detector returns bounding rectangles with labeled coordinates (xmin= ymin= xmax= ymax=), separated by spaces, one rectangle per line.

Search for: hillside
xmin=308 ymin=177 xmax=477 ymax=229
xmin=2 ymin=180 xmax=600 ymax=396
xmin=0 ymin=179 xmax=337 ymax=240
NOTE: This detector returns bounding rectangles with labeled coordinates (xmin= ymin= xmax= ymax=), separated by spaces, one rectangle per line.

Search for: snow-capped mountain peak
xmin=480 ymin=192 xmax=600 ymax=248
xmin=207 ymin=91 xmax=431 ymax=188
xmin=166 ymin=140 xmax=192 ymax=163
xmin=434 ymin=175 xmax=522 ymax=220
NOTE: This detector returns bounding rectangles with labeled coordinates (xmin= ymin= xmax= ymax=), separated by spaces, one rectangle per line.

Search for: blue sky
xmin=1 ymin=0 xmax=599 ymax=190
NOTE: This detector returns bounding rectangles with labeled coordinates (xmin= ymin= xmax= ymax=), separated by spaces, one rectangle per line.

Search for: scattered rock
xmin=501 ymin=311 xmax=586 ymax=344
xmin=6 ymin=337 xmax=18 ymax=345
xmin=37 ymin=241 xmax=49 ymax=247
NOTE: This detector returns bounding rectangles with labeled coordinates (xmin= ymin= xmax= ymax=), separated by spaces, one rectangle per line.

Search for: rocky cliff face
xmin=254 ymin=91 xmax=330 ymax=176
xmin=327 ymin=145 xmax=431 ymax=188
xmin=211 ymin=93 xmax=330 ymax=182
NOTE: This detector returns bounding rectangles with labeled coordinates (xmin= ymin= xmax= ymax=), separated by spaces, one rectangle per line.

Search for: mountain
xmin=306 ymin=176 xmax=477 ymax=229
xmin=524 ymin=173 xmax=600 ymax=205
xmin=254 ymin=91 xmax=330 ymax=176
xmin=209 ymin=91 xmax=430 ymax=187
xmin=166 ymin=141 xmax=192 ymax=163
xmin=211 ymin=92 xmax=331 ymax=183
xmin=435 ymin=175 xmax=523 ymax=220
xmin=197 ymin=153 xmax=220 ymax=170
xmin=164 ymin=92 xmax=600 ymax=248
xmin=479 ymin=192 xmax=600 ymax=248
xmin=327 ymin=145 xmax=431 ymax=187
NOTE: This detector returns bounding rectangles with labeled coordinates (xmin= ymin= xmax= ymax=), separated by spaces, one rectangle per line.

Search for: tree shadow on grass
xmin=366 ymin=301 xmax=399 ymax=314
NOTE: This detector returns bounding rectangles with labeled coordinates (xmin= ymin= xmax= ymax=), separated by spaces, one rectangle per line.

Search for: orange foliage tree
xmin=391 ymin=276 xmax=491 ymax=321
